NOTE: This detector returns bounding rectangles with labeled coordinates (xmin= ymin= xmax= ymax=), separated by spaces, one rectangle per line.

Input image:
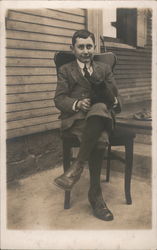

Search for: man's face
xmin=71 ymin=37 xmax=96 ymax=64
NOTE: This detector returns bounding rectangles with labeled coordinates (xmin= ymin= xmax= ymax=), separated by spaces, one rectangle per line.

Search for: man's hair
xmin=72 ymin=29 xmax=95 ymax=46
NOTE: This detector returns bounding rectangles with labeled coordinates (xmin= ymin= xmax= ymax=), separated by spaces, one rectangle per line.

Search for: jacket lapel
xmin=70 ymin=60 xmax=104 ymax=87
xmin=71 ymin=60 xmax=91 ymax=88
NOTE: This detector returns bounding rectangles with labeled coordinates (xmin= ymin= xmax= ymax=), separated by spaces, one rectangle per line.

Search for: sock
xmin=88 ymin=147 xmax=105 ymax=194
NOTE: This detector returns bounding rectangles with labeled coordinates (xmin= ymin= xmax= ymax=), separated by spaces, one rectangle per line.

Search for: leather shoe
xmin=54 ymin=160 xmax=84 ymax=191
xmin=88 ymin=190 xmax=113 ymax=221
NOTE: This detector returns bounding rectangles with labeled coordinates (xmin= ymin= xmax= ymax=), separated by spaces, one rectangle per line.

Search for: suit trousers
xmin=64 ymin=103 xmax=113 ymax=192
xmin=88 ymin=147 xmax=105 ymax=193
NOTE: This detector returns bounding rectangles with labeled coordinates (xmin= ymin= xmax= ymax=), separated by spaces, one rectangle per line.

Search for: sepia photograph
xmin=0 ymin=1 xmax=157 ymax=249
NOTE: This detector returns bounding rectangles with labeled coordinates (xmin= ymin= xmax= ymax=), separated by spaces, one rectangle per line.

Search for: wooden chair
xmin=54 ymin=51 xmax=136 ymax=209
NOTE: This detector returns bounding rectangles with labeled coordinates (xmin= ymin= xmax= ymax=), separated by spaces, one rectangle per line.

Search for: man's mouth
xmin=82 ymin=56 xmax=90 ymax=59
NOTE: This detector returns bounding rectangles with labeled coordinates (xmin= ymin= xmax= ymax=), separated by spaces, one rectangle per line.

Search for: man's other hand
xmin=77 ymin=98 xmax=91 ymax=112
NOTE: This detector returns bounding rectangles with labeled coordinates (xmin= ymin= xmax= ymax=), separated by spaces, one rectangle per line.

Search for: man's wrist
xmin=72 ymin=100 xmax=80 ymax=112
xmin=114 ymin=97 xmax=118 ymax=104
xmin=76 ymin=100 xmax=81 ymax=110
xmin=113 ymin=97 xmax=118 ymax=108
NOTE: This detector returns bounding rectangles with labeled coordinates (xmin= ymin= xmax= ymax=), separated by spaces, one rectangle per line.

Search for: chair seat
xmin=62 ymin=126 xmax=136 ymax=147
xmin=109 ymin=126 xmax=136 ymax=146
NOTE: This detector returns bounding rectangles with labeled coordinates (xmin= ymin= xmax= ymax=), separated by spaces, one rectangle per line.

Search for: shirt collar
xmin=77 ymin=59 xmax=92 ymax=69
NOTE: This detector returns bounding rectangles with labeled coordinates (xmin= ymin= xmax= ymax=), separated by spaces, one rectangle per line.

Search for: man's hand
xmin=77 ymin=98 xmax=91 ymax=112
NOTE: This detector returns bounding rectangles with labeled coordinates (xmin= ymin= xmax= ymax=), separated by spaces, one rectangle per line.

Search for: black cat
xmin=90 ymin=79 xmax=121 ymax=113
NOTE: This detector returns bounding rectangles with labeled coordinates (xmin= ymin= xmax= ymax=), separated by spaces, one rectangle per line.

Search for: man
xmin=54 ymin=29 xmax=120 ymax=221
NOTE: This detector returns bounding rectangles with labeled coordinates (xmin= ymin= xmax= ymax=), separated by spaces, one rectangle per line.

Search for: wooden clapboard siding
xmin=7 ymin=67 xmax=56 ymax=76
xmin=7 ymin=39 xmax=71 ymax=51
xmin=7 ymin=83 xmax=56 ymax=94
xmin=7 ymin=58 xmax=56 ymax=67
xmin=7 ymin=121 xmax=61 ymax=138
xmin=7 ymin=49 xmax=55 ymax=58
xmin=8 ymin=114 xmax=59 ymax=130
xmin=7 ymin=30 xmax=72 ymax=45
xmin=102 ymin=13 xmax=152 ymax=104
xmin=7 ymin=11 xmax=84 ymax=30
xmin=7 ymin=100 xmax=55 ymax=112
xmin=116 ymin=79 xmax=151 ymax=89
xmin=7 ymin=91 xmax=55 ymax=103
xmin=6 ymin=75 xmax=57 ymax=86
xmin=6 ymin=19 xmax=80 ymax=37
xmin=7 ymin=106 xmax=59 ymax=122
xmin=6 ymin=8 xmax=86 ymax=138
xmin=8 ymin=9 xmax=85 ymax=22
xmin=7 ymin=75 xmax=57 ymax=84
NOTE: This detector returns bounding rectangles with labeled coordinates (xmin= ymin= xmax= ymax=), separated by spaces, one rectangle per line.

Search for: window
xmin=103 ymin=8 xmax=148 ymax=48
xmin=116 ymin=8 xmax=137 ymax=46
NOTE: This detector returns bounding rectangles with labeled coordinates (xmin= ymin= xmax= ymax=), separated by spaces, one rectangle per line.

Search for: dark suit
xmin=54 ymin=58 xmax=120 ymax=209
xmin=54 ymin=60 xmax=119 ymax=134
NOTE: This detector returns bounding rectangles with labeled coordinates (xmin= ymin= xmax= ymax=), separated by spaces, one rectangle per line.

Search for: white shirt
xmin=76 ymin=59 xmax=93 ymax=76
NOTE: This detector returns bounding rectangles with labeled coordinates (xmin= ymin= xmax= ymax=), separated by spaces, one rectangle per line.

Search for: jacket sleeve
xmin=54 ymin=66 xmax=77 ymax=114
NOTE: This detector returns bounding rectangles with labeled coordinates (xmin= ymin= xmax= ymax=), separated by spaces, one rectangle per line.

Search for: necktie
xmin=83 ymin=64 xmax=91 ymax=81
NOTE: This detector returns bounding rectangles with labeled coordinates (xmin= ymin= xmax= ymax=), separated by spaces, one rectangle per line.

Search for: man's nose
xmin=83 ymin=47 xmax=89 ymax=53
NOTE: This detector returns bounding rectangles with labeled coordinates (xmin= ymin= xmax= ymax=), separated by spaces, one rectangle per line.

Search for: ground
xmin=7 ymin=166 xmax=151 ymax=230
xmin=7 ymin=100 xmax=152 ymax=230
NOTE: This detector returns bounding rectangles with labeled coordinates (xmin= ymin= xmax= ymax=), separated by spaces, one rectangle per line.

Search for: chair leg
xmin=106 ymin=144 xmax=111 ymax=182
xmin=63 ymin=140 xmax=71 ymax=209
xmin=125 ymin=139 xmax=134 ymax=205
xmin=64 ymin=191 xmax=71 ymax=209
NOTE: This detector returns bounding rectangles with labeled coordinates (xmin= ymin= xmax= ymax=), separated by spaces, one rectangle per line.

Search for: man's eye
xmin=86 ymin=45 xmax=93 ymax=49
xmin=78 ymin=45 xmax=84 ymax=50
xmin=78 ymin=44 xmax=93 ymax=50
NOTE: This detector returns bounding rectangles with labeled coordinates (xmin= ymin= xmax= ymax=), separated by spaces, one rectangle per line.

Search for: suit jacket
xmin=54 ymin=60 xmax=119 ymax=130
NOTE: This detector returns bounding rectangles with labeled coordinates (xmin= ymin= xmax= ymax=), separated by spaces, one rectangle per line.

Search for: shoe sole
xmin=54 ymin=179 xmax=72 ymax=191
xmin=93 ymin=211 xmax=114 ymax=221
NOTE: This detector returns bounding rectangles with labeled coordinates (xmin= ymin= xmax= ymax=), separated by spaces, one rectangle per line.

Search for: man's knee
xmin=86 ymin=103 xmax=112 ymax=121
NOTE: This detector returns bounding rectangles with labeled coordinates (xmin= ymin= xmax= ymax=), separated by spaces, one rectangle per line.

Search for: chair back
xmin=93 ymin=52 xmax=117 ymax=72
xmin=54 ymin=51 xmax=117 ymax=73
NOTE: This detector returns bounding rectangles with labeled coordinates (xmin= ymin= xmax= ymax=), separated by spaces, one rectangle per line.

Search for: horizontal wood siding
xmin=6 ymin=8 xmax=86 ymax=138
xmin=102 ymin=13 xmax=152 ymax=105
